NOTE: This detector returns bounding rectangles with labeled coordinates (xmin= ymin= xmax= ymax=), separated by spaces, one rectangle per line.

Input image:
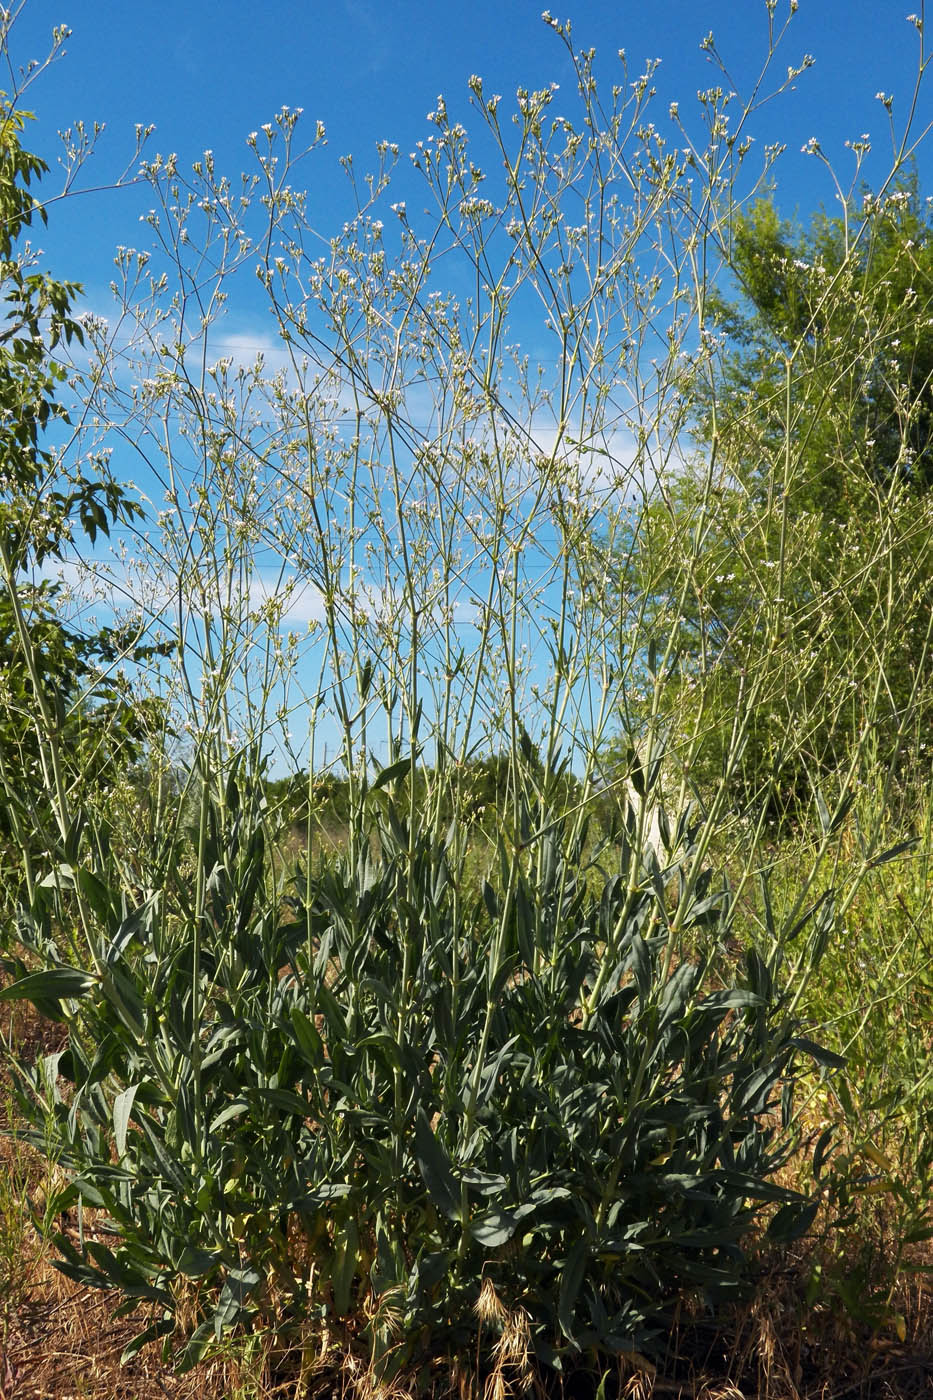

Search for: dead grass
xmin=0 ymin=997 xmax=268 ymax=1399
xmin=1 ymin=1268 xmax=247 ymax=1399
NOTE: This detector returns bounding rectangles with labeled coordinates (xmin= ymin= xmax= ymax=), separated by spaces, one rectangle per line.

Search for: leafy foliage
xmin=618 ymin=178 xmax=933 ymax=818
xmin=711 ymin=177 xmax=933 ymax=500
xmin=4 ymin=765 xmax=833 ymax=1373
xmin=0 ymin=97 xmax=162 ymax=909
xmin=1 ymin=10 xmax=930 ymax=1388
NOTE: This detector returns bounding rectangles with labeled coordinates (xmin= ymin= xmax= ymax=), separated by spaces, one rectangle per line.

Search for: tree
xmin=713 ymin=175 xmax=933 ymax=496
xmin=626 ymin=176 xmax=933 ymax=820
xmin=0 ymin=95 xmax=158 ymax=901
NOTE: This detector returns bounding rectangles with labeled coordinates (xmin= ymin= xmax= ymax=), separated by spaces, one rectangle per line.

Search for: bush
xmin=2 ymin=763 xmax=834 ymax=1379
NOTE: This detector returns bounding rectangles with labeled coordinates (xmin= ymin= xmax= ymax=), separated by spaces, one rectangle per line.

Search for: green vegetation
xmin=0 ymin=6 xmax=931 ymax=1398
xmin=0 ymin=92 xmax=163 ymax=919
xmin=5 ymin=763 xmax=841 ymax=1376
xmin=624 ymin=179 xmax=933 ymax=819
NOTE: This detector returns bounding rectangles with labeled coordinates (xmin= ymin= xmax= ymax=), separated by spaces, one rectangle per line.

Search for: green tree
xmin=0 ymin=97 xmax=156 ymax=900
xmin=626 ymin=177 xmax=933 ymax=819
xmin=711 ymin=174 xmax=933 ymax=500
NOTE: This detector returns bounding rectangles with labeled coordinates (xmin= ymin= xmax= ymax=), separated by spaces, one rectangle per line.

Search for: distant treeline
xmin=262 ymin=749 xmax=599 ymax=832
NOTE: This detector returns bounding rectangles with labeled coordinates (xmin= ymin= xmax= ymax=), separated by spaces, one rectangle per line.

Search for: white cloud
xmin=203 ymin=329 xmax=297 ymax=380
xmin=246 ymin=571 xmax=327 ymax=624
xmin=39 ymin=553 xmax=327 ymax=628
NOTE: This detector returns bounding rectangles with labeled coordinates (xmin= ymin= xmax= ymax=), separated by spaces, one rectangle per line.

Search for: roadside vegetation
xmin=0 ymin=4 xmax=931 ymax=1396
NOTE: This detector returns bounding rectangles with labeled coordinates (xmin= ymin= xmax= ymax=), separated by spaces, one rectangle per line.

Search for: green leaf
xmin=290 ymin=1006 xmax=324 ymax=1065
xmin=121 ymin=1315 xmax=174 ymax=1366
xmin=514 ymin=1185 xmax=572 ymax=1222
xmin=628 ymin=932 xmax=651 ymax=1004
xmin=76 ymin=866 xmax=114 ymax=923
xmin=214 ymin=1265 xmax=262 ymax=1336
xmin=52 ymin=1255 xmax=110 ymax=1291
xmin=459 ymin=1167 xmax=507 ymax=1196
xmin=84 ymin=1240 xmax=170 ymax=1302
xmin=716 ymin=1170 xmax=801 ymax=1203
xmin=829 ymin=791 xmax=856 ymax=834
xmin=410 ymin=1247 xmax=450 ymax=1300
xmin=371 ymin=755 xmax=417 ymax=792
xmin=298 ymin=1182 xmax=353 ymax=1205
xmin=628 ymin=749 xmax=645 ymax=798
xmin=176 ymin=1246 xmax=222 ymax=1279
xmin=359 ymin=656 xmax=374 ymax=699
xmin=903 ymin=1226 xmax=933 ymax=1245
xmin=785 ymin=890 xmax=833 ymax=944
xmin=476 ymin=1035 xmax=520 ymax=1106
xmin=482 ymin=879 xmax=498 ymax=921
xmin=99 ymin=967 xmax=145 ymax=1039
xmin=814 ymin=788 xmax=832 ymax=836
xmin=789 ymin=1036 xmax=846 ymax=1070
xmin=333 ymin=1218 xmax=359 ymax=1315
xmin=658 ymin=961 xmax=696 ymax=1027
xmin=175 ymin=1320 xmax=216 ymax=1372
xmin=106 ymin=900 xmax=155 ymax=963
xmin=868 ymin=837 xmax=918 ymax=869
xmin=38 ymin=863 xmax=77 ymax=890
xmin=768 ymin=1199 xmax=819 ymax=1243
xmin=0 ymin=967 xmax=94 ymax=1004
xmin=557 ymin=1237 xmax=589 ymax=1346
xmin=701 ymin=988 xmax=764 ymax=1013
xmin=113 ymin=1083 xmax=139 ymax=1159
xmin=469 ymin=1206 xmax=518 ymax=1247
xmin=251 ymin=1086 xmax=310 ymax=1116
xmin=732 ymin=1065 xmax=780 ymax=1114
xmin=813 ymin=1126 xmax=835 ymax=1180
xmin=209 ymin=1099 xmax=249 ymax=1132
xmin=414 ymin=1108 xmax=461 ymax=1221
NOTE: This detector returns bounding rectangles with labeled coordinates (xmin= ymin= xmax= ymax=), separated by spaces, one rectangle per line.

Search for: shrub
xmin=2 ymin=763 xmax=835 ymax=1378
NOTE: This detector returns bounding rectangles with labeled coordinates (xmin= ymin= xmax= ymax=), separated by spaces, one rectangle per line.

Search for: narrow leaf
xmin=868 ymin=837 xmax=918 ymax=869
xmin=0 ymin=967 xmax=94 ymax=1003
xmin=558 ymin=1238 xmax=589 ymax=1345
xmin=768 ymin=1199 xmax=819 ymax=1243
xmin=333 ymin=1218 xmax=359 ymax=1315
xmin=789 ymin=1036 xmax=846 ymax=1070
xmin=113 ymin=1083 xmax=139 ymax=1159
xmin=121 ymin=1315 xmax=174 ymax=1365
xmin=371 ymin=755 xmax=416 ymax=792
xmin=290 ymin=1006 xmax=324 ymax=1065
xmin=414 ymin=1108 xmax=460 ymax=1221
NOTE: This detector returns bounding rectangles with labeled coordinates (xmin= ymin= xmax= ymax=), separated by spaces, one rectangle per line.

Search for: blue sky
xmin=9 ymin=0 xmax=931 ymax=301
xmin=6 ymin=1 xmax=932 ymax=775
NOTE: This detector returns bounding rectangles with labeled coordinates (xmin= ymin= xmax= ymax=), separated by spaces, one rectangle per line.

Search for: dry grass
xmin=0 ymin=999 xmax=271 ymax=1399
xmin=0 ymin=1265 xmax=248 ymax=1399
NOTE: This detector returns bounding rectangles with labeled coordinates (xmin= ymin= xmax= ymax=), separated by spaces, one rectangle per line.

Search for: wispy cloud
xmin=41 ymin=554 xmax=327 ymax=629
